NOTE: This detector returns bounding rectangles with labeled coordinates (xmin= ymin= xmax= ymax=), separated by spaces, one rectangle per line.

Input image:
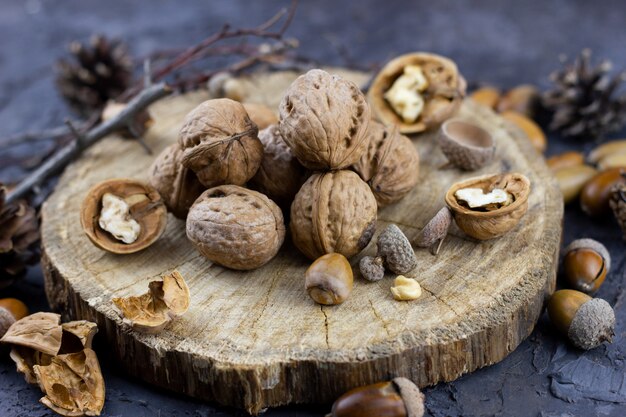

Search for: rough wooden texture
xmin=40 ymin=69 xmax=563 ymax=414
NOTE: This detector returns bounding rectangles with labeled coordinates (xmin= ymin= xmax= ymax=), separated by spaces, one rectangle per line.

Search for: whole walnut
xmin=186 ymin=185 xmax=285 ymax=270
xmin=149 ymin=144 xmax=206 ymax=219
xmin=291 ymin=170 xmax=377 ymax=260
xmin=352 ymin=121 xmax=420 ymax=206
xmin=248 ymin=125 xmax=308 ymax=209
xmin=178 ymin=98 xmax=263 ymax=188
xmin=279 ymin=69 xmax=371 ymax=170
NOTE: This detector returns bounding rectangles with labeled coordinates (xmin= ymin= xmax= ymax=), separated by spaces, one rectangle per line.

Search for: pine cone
xmin=0 ymin=185 xmax=40 ymax=289
xmin=543 ymin=49 xmax=626 ymax=139
xmin=610 ymin=178 xmax=626 ymax=241
xmin=55 ymin=35 xmax=133 ymax=118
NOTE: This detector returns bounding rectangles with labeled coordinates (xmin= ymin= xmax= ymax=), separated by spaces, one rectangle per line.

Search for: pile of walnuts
xmin=150 ymin=68 xmax=428 ymax=270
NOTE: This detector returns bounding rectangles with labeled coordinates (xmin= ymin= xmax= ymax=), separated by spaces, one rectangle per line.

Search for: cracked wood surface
xmin=40 ymin=69 xmax=562 ymax=414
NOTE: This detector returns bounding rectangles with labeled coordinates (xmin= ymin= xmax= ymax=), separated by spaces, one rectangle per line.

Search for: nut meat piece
xmin=178 ymin=98 xmax=263 ymax=188
xmin=150 ymin=143 xmax=206 ymax=219
xmin=80 ymin=178 xmax=167 ymax=254
xmin=112 ymin=271 xmax=190 ymax=333
xmin=290 ymin=171 xmax=377 ymax=260
xmin=248 ymin=125 xmax=308 ymax=209
xmin=352 ymin=120 xmax=420 ymax=206
xmin=187 ymin=185 xmax=286 ymax=270
xmin=279 ymin=69 xmax=371 ymax=170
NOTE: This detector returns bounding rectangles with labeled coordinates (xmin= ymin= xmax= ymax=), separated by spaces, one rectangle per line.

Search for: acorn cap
xmin=415 ymin=207 xmax=452 ymax=254
xmin=0 ymin=307 xmax=16 ymax=338
xmin=392 ymin=377 xmax=425 ymax=417
xmin=377 ymin=224 xmax=418 ymax=275
xmin=565 ymin=238 xmax=611 ymax=271
xmin=568 ymin=297 xmax=615 ymax=350
xmin=359 ymin=256 xmax=385 ymax=282
xmin=439 ymin=119 xmax=495 ymax=171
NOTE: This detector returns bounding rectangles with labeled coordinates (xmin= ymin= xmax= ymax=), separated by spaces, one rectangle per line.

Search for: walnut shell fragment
xmin=352 ymin=120 xmax=420 ymax=206
xmin=445 ymin=173 xmax=531 ymax=240
xmin=112 ymin=271 xmax=190 ymax=333
xmin=290 ymin=170 xmax=377 ymax=260
xmin=80 ymin=178 xmax=167 ymax=254
xmin=368 ymin=52 xmax=466 ymax=134
xmin=178 ymin=98 xmax=263 ymax=188
xmin=243 ymin=102 xmax=278 ymax=130
xmin=279 ymin=69 xmax=371 ymax=170
xmin=33 ymin=348 xmax=105 ymax=417
xmin=0 ymin=312 xmax=62 ymax=356
xmin=248 ymin=125 xmax=309 ymax=209
xmin=187 ymin=185 xmax=286 ymax=270
xmin=149 ymin=144 xmax=206 ymax=219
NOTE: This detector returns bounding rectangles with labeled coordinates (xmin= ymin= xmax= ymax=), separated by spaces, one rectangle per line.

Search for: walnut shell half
xmin=178 ymin=98 xmax=263 ymax=188
xmin=368 ymin=52 xmax=466 ymax=134
xmin=352 ymin=120 xmax=420 ymax=206
xmin=80 ymin=179 xmax=167 ymax=254
xmin=150 ymin=144 xmax=206 ymax=219
xmin=279 ymin=69 xmax=371 ymax=170
xmin=248 ymin=124 xmax=309 ymax=209
xmin=445 ymin=173 xmax=530 ymax=240
xmin=186 ymin=185 xmax=286 ymax=270
xmin=290 ymin=170 xmax=377 ymax=260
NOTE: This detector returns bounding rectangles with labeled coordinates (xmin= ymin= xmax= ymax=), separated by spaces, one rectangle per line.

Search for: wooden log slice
xmin=41 ymin=69 xmax=562 ymax=414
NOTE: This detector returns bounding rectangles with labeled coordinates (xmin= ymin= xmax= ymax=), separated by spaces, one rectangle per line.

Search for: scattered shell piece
xmin=112 ymin=271 xmax=190 ymax=333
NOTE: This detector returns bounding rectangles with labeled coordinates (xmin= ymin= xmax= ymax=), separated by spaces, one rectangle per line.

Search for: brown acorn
xmin=562 ymin=238 xmax=610 ymax=294
xmin=548 ymin=289 xmax=615 ymax=350
xmin=580 ymin=168 xmax=626 ymax=217
xmin=0 ymin=298 xmax=29 ymax=337
xmin=327 ymin=377 xmax=424 ymax=417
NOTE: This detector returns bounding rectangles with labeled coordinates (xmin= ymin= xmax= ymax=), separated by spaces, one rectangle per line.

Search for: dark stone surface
xmin=1 ymin=0 xmax=626 ymax=416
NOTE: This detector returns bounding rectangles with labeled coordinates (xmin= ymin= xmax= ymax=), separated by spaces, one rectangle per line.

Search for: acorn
xmin=326 ymin=377 xmax=425 ymax=417
xmin=0 ymin=298 xmax=29 ymax=337
xmin=470 ymin=86 xmax=500 ymax=109
xmin=305 ymin=253 xmax=353 ymax=306
xmin=562 ymin=239 xmax=610 ymax=294
xmin=439 ymin=119 xmax=495 ymax=171
xmin=496 ymin=84 xmax=540 ymax=118
xmin=546 ymin=151 xmax=585 ymax=172
xmin=547 ymin=289 xmax=615 ymax=350
xmin=501 ymin=111 xmax=547 ymax=153
xmin=580 ymin=168 xmax=626 ymax=217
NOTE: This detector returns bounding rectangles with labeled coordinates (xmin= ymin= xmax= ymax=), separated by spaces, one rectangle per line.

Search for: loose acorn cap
xmin=445 ymin=172 xmax=531 ymax=240
xmin=377 ymin=224 xmax=418 ymax=274
xmin=80 ymin=178 xmax=167 ymax=254
xmin=415 ymin=207 xmax=453 ymax=255
xmin=359 ymin=256 xmax=385 ymax=282
xmin=439 ymin=119 xmax=495 ymax=170
xmin=368 ymin=52 xmax=466 ymax=134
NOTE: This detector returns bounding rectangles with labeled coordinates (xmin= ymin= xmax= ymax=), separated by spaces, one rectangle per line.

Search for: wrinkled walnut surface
xmin=178 ymin=98 xmax=263 ymax=187
xmin=290 ymin=170 xmax=377 ymax=260
xmin=80 ymin=178 xmax=167 ymax=254
xmin=279 ymin=69 xmax=371 ymax=170
xmin=150 ymin=144 xmax=206 ymax=219
xmin=368 ymin=52 xmax=466 ymax=134
xmin=352 ymin=120 xmax=420 ymax=206
xmin=187 ymin=185 xmax=286 ymax=270
xmin=248 ymin=124 xmax=308 ymax=209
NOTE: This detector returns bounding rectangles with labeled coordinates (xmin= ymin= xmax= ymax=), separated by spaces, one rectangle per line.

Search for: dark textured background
xmin=1 ymin=1 xmax=626 ymax=416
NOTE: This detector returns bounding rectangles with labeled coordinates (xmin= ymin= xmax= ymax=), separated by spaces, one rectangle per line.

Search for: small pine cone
xmin=55 ymin=35 xmax=133 ymax=117
xmin=0 ymin=185 xmax=40 ymax=289
xmin=609 ymin=181 xmax=626 ymax=241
